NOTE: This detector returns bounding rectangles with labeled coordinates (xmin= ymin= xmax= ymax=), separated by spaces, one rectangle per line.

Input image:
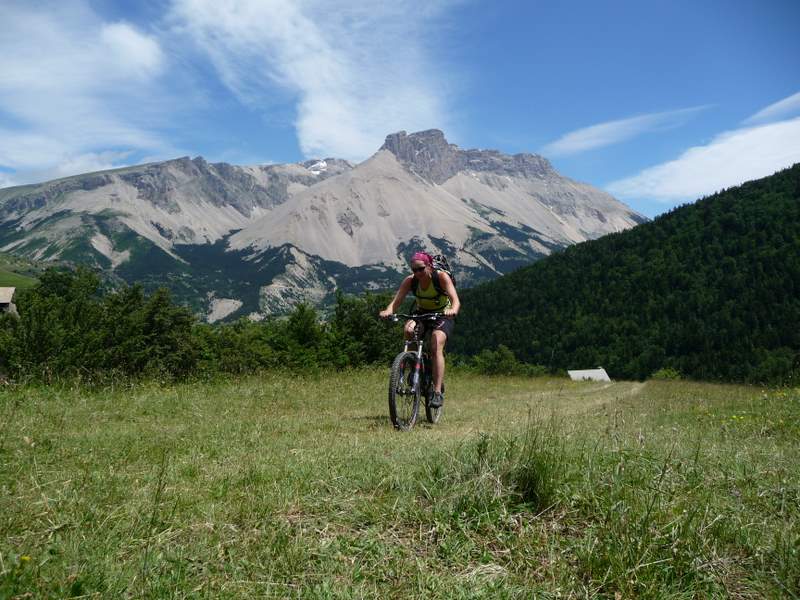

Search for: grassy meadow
xmin=0 ymin=254 xmax=38 ymax=290
xmin=0 ymin=269 xmax=36 ymax=290
xmin=1 ymin=370 xmax=798 ymax=598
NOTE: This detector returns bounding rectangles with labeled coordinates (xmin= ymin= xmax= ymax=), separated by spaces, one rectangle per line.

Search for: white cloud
xmin=0 ymin=0 xmax=463 ymax=186
xmin=168 ymin=0 xmax=460 ymax=160
xmin=46 ymin=151 xmax=136 ymax=179
xmin=743 ymin=90 xmax=800 ymax=125
xmin=606 ymin=117 xmax=800 ymax=202
xmin=0 ymin=0 xmax=171 ymax=186
xmin=100 ymin=23 xmax=165 ymax=79
xmin=541 ymin=106 xmax=710 ymax=157
xmin=0 ymin=149 xmax=134 ymax=187
xmin=0 ymin=172 xmax=16 ymax=189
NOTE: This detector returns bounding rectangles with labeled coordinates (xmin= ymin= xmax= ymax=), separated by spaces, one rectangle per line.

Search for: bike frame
xmin=403 ymin=320 xmax=429 ymax=394
xmin=393 ymin=313 xmax=443 ymax=395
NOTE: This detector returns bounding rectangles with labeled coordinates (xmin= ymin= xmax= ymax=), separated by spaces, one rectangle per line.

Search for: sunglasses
xmin=411 ymin=266 xmax=426 ymax=273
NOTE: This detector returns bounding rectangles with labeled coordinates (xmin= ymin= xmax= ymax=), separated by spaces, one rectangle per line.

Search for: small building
xmin=0 ymin=287 xmax=18 ymax=318
xmin=568 ymin=367 xmax=611 ymax=382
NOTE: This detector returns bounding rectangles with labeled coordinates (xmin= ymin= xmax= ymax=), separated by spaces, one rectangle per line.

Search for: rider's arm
xmin=438 ymin=271 xmax=460 ymax=317
xmin=379 ymin=275 xmax=414 ymax=317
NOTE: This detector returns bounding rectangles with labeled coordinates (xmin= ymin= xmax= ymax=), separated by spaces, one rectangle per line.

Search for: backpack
xmin=411 ymin=254 xmax=456 ymax=297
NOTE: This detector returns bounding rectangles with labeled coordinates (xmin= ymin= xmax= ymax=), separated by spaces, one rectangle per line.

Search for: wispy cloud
xmin=0 ymin=171 xmax=16 ymax=190
xmin=541 ymin=106 xmax=710 ymax=157
xmin=606 ymin=117 xmax=800 ymax=202
xmin=0 ymin=0 xmax=173 ymax=186
xmin=168 ymin=0 xmax=461 ymax=161
xmin=743 ymin=90 xmax=800 ymax=125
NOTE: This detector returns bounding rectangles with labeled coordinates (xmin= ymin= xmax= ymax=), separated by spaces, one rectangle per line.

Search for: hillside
xmin=452 ymin=164 xmax=800 ymax=383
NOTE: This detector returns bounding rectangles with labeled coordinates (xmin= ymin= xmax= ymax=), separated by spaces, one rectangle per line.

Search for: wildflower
xmin=20 ymin=555 xmax=31 ymax=562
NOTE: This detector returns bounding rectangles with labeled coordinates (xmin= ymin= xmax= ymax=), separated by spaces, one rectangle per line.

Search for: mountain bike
xmin=387 ymin=313 xmax=446 ymax=431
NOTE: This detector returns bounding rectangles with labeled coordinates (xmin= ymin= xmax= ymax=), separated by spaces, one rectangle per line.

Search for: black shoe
xmin=429 ymin=391 xmax=444 ymax=408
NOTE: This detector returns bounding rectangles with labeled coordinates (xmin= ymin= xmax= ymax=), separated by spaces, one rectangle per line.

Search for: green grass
xmin=0 ymin=251 xmax=40 ymax=289
xmin=1 ymin=372 xmax=798 ymax=598
xmin=0 ymin=268 xmax=37 ymax=289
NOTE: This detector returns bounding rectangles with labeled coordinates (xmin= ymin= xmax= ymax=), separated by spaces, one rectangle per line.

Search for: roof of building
xmin=0 ymin=287 xmax=16 ymax=304
xmin=567 ymin=368 xmax=611 ymax=382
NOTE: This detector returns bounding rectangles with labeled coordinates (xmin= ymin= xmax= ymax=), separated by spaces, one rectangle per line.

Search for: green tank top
xmin=414 ymin=275 xmax=451 ymax=311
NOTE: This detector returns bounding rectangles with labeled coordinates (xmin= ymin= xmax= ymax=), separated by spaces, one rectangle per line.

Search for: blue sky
xmin=1 ymin=0 xmax=798 ymax=217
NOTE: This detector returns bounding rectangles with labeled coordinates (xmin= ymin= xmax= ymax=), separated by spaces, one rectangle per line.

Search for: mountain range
xmin=0 ymin=129 xmax=646 ymax=320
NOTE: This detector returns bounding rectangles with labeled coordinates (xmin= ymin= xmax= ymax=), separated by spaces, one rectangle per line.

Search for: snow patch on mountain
xmin=307 ymin=160 xmax=327 ymax=175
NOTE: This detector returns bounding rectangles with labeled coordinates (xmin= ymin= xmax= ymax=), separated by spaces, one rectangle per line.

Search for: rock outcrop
xmin=381 ymin=129 xmax=555 ymax=183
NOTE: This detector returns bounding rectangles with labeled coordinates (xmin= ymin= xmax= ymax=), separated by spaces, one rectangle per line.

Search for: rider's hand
xmin=379 ymin=309 xmax=393 ymax=319
xmin=444 ymin=308 xmax=458 ymax=319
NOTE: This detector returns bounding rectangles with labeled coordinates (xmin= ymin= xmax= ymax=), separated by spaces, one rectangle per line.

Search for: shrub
xmin=472 ymin=344 xmax=520 ymax=375
xmin=328 ymin=291 xmax=399 ymax=366
xmin=469 ymin=345 xmax=548 ymax=377
xmin=2 ymin=267 xmax=197 ymax=380
xmin=650 ymin=367 xmax=682 ymax=380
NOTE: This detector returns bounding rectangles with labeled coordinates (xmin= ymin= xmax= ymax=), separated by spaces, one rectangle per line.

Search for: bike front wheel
xmin=388 ymin=352 xmax=420 ymax=431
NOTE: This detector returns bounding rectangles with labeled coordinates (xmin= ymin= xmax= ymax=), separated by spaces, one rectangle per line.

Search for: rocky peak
xmin=381 ymin=129 xmax=556 ymax=184
xmin=380 ymin=129 xmax=461 ymax=184
xmin=381 ymin=129 xmax=455 ymax=160
xmin=162 ymin=156 xmax=202 ymax=173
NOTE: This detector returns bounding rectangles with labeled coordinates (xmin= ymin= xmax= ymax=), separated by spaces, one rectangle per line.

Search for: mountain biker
xmin=379 ymin=252 xmax=460 ymax=408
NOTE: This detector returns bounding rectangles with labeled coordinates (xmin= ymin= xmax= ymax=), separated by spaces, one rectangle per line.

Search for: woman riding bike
xmin=379 ymin=252 xmax=460 ymax=408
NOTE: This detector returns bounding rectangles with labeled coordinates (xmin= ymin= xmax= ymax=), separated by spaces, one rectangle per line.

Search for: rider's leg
xmin=403 ymin=320 xmax=416 ymax=340
xmin=430 ymin=330 xmax=447 ymax=393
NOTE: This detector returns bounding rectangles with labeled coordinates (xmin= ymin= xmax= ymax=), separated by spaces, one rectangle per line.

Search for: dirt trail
xmin=501 ymin=380 xmax=649 ymax=418
xmin=439 ymin=380 xmax=649 ymax=438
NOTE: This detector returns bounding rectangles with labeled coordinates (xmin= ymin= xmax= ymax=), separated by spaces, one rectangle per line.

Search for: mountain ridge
xmin=381 ymin=129 xmax=555 ymax=184
xmin=0 ymin=129 xmax=646 ymax=320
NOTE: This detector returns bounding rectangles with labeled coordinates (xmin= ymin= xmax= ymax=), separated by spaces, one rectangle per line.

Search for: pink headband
xmin=411 ymin=252 xmax=432 ymax=266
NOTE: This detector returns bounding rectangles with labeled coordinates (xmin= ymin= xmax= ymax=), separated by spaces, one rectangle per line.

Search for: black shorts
xmin=415 ymin=312 xmax=455 ymax=340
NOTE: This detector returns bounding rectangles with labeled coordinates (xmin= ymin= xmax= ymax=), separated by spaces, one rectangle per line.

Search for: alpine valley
xmin=0 ymin=130 xmax=646 ymax=321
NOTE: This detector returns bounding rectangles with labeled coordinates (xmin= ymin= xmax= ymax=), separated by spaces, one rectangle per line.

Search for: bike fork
xmin=411 ymin=346 xmax=424 ymax=392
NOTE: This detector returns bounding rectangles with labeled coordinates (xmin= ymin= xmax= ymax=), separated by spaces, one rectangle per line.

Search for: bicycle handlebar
xmin=388 ymin=312 xmax=447 ymax=322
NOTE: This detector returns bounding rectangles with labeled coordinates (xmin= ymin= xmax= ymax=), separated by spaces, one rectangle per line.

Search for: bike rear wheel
xmin=388 ymin=352 xmax=420 ymax=431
